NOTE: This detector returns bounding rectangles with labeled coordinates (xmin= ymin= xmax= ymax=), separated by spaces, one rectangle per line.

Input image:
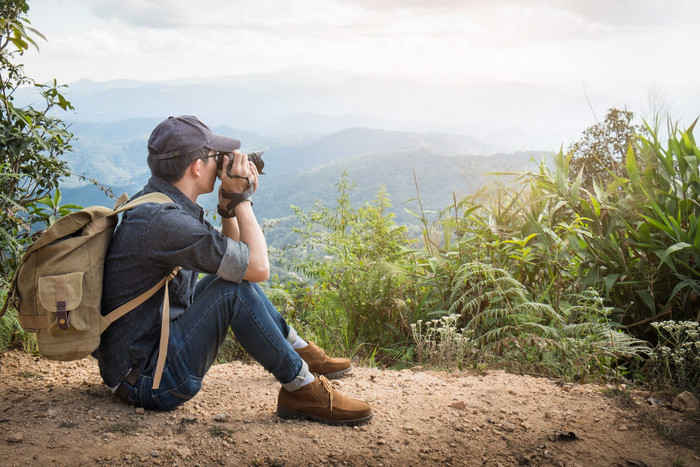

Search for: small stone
xmin=449 ymin=401 xmax=467 ymax=411
xmin=562 ymin=385 xmax=572 ymax=392
xmin=6 ymin=433 xmax=23 ymax=444
xmin=175 ymin=446 xmax=192 ymax=459
xmin=134 ymin=407 xmax=145 ymax=415
xmin=501 ymin=422 xmax=515 ymax=432
xmin=150 ymin=451 xmax=160 ymax=458
xmin=671 ymin=391 xmax=700 ymax=412
xmin=213 ymin=412 xmax=230 ymax=422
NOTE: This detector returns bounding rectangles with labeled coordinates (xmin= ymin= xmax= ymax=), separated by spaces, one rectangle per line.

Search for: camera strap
xmin=218 ymin=185 xmax=254 ymax=218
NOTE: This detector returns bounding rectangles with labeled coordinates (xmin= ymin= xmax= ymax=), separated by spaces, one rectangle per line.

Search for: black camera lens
xmin=248 ymin=151 xmax=265 ymax=174
xmin=220 ymin=151 xmax=266 ymax=178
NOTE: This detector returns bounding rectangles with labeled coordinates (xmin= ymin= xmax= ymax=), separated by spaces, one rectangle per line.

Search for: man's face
xmin=201 ymin=149 xmax=219 ymax=193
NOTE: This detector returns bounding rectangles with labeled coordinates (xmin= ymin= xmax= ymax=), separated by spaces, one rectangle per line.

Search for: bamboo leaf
xmin=635 ymin=289 xmax=655 ymax=314
xmin=604 ymin=274 xmax=620 ymax=296
xmin=626 ymin=142 xmax=639 ymax=187
xmin=668 ymin=278 xmax=700 ymax=302
xmin=657 ymin=242 xmax=692 ymax=266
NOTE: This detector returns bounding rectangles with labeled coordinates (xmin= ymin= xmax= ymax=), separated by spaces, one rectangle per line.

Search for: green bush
xmin=0 ymin=289 xmax=36 ymax=353
xmin=645 ymin=321 xmax=700 ymax=396
xmin=280 ymin=174 xmax=424 ymax=363
xmin=1 ymin=1 xmax=75 ymax=285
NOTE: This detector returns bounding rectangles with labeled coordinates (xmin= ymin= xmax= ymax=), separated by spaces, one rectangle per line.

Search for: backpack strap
xmin=103 ymin=266 xmax=180 ymax=390
xmin=112 ymin=192 xmax=174 ymax=215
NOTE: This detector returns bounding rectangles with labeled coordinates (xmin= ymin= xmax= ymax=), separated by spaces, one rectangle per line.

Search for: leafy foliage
xmin=278 ymin=173 xmax=423 ymax=363
xmin=0 ymin=290 xmax=36 ymax=352
xmin=447 ymin=262 xmax=648 ymax=379
xmin=645 ymin=321 xmax=699 ymax=395
xmin=0 ymin=0 xmax=74 ymax=285
xmin=568 ymin=108 xmax=644 ymax=190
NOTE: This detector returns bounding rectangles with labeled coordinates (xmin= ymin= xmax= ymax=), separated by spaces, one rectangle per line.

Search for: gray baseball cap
xmin=148 ymin=115 xmax=241 ymax=160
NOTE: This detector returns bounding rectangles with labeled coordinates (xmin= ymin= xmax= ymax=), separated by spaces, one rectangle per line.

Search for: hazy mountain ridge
xmin=59 ymin=118 xmax=541 ymax=228
xmin=15 ymin=66 xmax=630 ymax=151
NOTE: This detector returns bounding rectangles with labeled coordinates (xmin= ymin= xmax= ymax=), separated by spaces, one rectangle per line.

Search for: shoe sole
xmin=319 ymin=366 xmax=352 ymax=379
xmin=277 ymin=407 xmax=374 ymax=426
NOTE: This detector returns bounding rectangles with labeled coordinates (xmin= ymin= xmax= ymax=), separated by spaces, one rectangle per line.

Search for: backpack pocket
xmin=38 ymin=272 xmax=89 ymax=334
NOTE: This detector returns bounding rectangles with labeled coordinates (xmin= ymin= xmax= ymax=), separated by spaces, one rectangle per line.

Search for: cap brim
xmin=206 ymin=134 xmax=241 ymax=152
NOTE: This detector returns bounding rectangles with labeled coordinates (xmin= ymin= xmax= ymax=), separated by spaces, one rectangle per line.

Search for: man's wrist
xmin=218 ymin=198 xmax=253 ymax=219
xmin=234 ymin=199 xmax=253 ymax=213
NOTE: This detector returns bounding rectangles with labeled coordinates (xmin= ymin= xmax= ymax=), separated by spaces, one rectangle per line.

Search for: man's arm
xmin=234 ymin=201 xmax=269 ymax=282
xmin=218 ymin=152 xmax=269 ymax=282
xmin=221 ymin=215 xmax=240 ymax=241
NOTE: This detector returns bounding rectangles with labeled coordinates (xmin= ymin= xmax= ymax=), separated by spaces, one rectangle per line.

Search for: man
xmin=96 ymin=115 xmax=373 ymax=426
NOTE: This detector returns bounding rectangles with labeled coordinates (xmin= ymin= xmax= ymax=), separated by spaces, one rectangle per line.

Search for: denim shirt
xmin=96 ymin=176 xmax=250 ymax=387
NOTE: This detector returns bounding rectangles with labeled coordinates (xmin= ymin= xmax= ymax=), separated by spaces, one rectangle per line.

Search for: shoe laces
xmin=318 ymin=375 xmax=334 ymax=416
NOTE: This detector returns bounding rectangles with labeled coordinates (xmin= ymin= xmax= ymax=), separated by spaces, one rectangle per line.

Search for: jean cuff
xmin=280 ymin=360 xmax=310 ymax=392
xmin=285 ymin=325 xmax=298 ymax=346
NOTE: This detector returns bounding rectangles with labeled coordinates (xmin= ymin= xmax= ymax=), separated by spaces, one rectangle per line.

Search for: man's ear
xmin=189 ymin=158 xmax=203 ymax=178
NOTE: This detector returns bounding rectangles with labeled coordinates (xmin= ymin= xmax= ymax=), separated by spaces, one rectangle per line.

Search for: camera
xmin=217 ymin=150 xmax=265 ymax=177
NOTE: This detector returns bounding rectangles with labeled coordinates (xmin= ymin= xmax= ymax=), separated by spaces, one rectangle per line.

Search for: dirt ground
xmin=0 ymin=350 xmax=698 ymax=467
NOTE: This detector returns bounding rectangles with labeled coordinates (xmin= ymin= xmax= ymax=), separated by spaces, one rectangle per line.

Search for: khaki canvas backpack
xmin=1 ymin=192 xmax=179 ymax=389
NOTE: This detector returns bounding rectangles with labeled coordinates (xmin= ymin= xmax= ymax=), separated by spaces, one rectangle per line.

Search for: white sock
xmin=299 ymin=371 xmax=315 ymax=387
xmin=291 ymin=336 xmax=308 ymax=350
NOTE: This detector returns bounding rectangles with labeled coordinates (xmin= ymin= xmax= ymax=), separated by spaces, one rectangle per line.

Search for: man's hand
xmin=220 ymin=150 xmax=256 ymax=193
xmin=218 ymin=151 xmax=259 ymax=215
xmin=217 ymin=150 xmax=268 ymax=282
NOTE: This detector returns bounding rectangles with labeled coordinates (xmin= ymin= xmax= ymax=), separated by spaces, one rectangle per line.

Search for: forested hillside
xmin=59 ymin=122 xmax=540 ymax=227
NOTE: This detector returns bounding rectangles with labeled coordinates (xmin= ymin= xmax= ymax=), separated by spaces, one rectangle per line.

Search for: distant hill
xmin=59 ymin=119 xmax=543 ymax=229
xmin=15 ymin=66 xmax=615 ymax=152
xmin=61 ymin=120 xmax=270 ymax=188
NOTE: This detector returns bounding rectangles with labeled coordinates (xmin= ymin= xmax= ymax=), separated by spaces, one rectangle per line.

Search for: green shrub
xmin=282 ymin=174 xmax=424 ymax=362
xmin=411 ymin=314 xmax=471 ymax=369
xmin=447 ymin=261 xmax=648 ymax=380
xmin=0 ymin=306 xmax=37 ymax=354
xmin=645 ymin=321 xmax=700 ymax=396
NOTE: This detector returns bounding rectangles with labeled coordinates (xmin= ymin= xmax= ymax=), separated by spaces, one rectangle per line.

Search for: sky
xmin=16 ymin=0 xmax=700 ymax=144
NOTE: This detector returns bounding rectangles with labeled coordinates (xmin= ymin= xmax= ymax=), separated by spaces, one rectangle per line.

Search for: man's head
xmin=147 ymin=115 xmax=241 ymax=182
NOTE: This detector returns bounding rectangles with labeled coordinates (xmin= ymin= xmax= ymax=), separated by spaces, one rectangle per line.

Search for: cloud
xmin=91 ymin=0 xmax=198 ymax=28
xmin=341 ymin=0 xmax=698 ymax=26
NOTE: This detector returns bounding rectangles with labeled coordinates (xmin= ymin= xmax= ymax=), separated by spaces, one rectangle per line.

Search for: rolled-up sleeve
xmin=144 ymin=204 xmax=249 ymax=281
xmin=216 ymin=237 xmax=250 ymax=282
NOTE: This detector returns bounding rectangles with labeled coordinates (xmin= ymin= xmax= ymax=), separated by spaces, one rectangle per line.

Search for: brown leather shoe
xmin=277 ymin=375 xmax=373 ymax=426
xmin=295 ymin=342 xmax=352 ymax=379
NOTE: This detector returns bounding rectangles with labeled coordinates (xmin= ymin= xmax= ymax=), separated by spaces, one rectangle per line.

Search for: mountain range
xmin=14 ymin=67 xmax=583 ymax=233
xmin=61 ymin=122 xmax=541 ymax=227
xmin=16 ymin=65 xmax=639 ymax=154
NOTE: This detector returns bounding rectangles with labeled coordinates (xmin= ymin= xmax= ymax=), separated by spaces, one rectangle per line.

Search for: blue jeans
xmin=127 ymin=275 xmax=309 ymax=410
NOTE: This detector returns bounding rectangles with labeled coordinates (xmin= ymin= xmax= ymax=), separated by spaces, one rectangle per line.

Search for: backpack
xmin=1 ymin=192 xmax=178 ymax=389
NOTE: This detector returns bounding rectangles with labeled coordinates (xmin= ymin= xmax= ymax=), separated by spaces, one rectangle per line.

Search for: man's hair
xmin=147 ymin=147 xmax=211 ymax=182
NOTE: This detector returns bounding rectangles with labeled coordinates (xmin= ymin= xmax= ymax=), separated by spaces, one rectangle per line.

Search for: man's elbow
xmin=244 ymin=262 xmax=270 ymax=282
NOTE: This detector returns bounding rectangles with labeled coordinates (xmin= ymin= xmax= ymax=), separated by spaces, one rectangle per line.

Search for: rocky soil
xmin=1 ymin=350 xmax=699 ymax=466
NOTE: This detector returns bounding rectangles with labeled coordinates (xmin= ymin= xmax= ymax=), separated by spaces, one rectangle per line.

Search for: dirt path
xmin=0 ymin=350 xmax=698 ymax=466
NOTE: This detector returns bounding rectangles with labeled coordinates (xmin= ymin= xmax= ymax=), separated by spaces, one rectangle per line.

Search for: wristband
xmin=219 ymin=186 xmax=254 ymax=218
xmin=217 ymin=199 xmax=253 ymax=219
